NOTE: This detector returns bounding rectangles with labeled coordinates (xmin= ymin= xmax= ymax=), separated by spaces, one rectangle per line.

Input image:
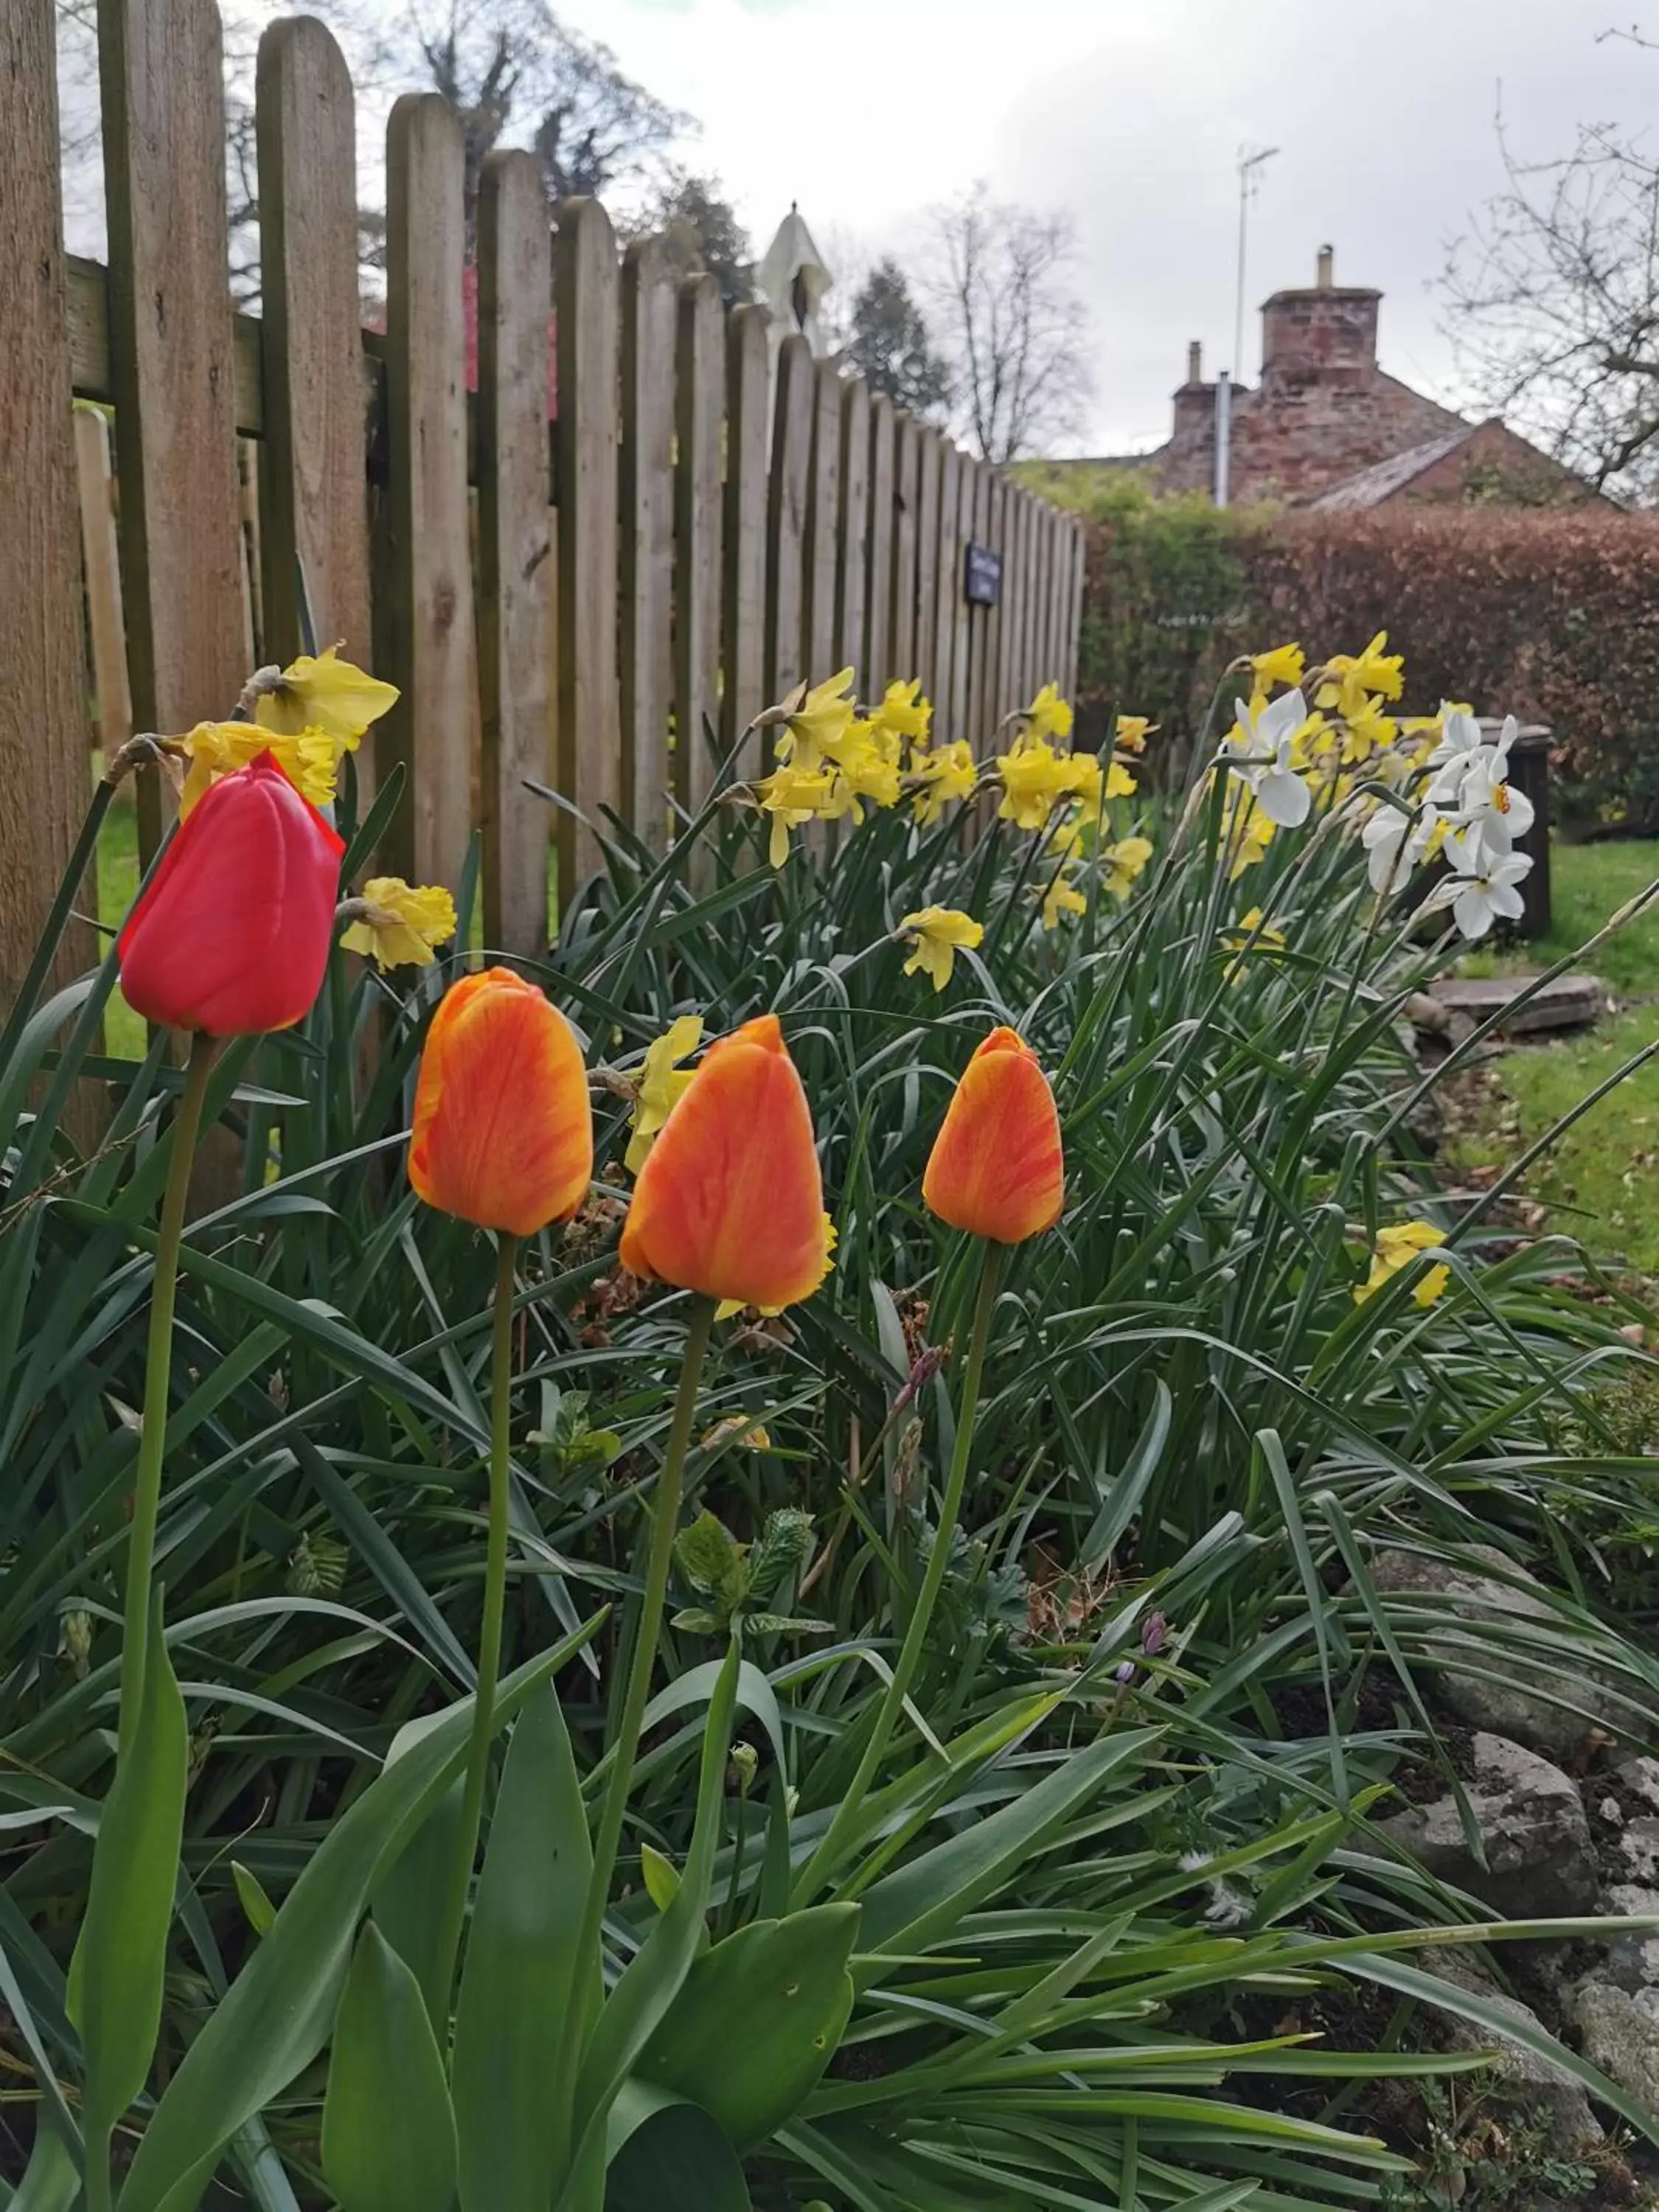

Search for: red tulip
xmin=619 ymin=1015 xmax=828 ymax=1310
xmin=922 ymin=1026 xmax=1065 ymax=1243
xmin=117 ymin=751 xmax=344 ymax=1036
xmin=409 ymin=968 xmax=594 ymax=1235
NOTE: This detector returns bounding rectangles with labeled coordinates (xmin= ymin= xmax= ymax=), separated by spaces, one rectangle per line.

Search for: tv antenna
xmin=1234 ymin=145 xmax=1279 ymax=380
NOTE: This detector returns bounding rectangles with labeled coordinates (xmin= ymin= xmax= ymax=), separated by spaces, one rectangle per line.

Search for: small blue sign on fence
xmin=963 ymin=543 xmax=1002 ymax=608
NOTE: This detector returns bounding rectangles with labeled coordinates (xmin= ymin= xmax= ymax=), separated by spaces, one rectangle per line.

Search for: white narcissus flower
xmin=1223 ymin=689 xmax=1312 ymax=827
xmin=1421 ymin=832 xmax=1534 ymax=940
xmin=1363 ymin=800 xmax=1438 ymax=893
xmin=1427 ymin=709 xmax=1518 ymax=807
xmin=1457 ymin=752 xmax=1535 ymax=866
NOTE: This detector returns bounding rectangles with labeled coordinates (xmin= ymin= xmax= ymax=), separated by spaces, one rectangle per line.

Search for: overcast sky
xmin=546 ymin=0 xmax=1645 ymax=453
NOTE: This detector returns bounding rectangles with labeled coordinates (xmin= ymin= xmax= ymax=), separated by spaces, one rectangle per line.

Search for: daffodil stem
xmin=795 ymin=1239 xmax=1002 ymax=1905
xmin=434 ymin=1231 xmax=518 ymax=2022
xmin=551 ymin=1292 xmax=716 ymax=2194
xmin=118 ymin=1031 xmax=218 ymax=1759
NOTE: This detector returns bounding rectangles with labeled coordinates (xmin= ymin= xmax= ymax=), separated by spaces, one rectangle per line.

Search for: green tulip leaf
xmin=231 ymin=1863 xmax=275 ymax=1939
xmin=633 ymin=1907 xmax=860 ymax=2149
xmin=453 ymin=1686 xmax=594 ymax=2212
xmin=118 ymin=1621 xmax=602 ymax=2212
xmin=74 ymin=1591 xmax=187 ymax=2146
xmin=321 ymin=1923 xmax=456 ymax=2212
xmin=369 ymin=1775 xmax=465 ymax=2023
xmin=604 ymin=2083 xmax=750 ymax=2212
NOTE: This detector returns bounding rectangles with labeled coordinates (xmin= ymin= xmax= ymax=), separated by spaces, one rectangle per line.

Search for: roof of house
xmin=1304 ymin=425 xmax=1476 ymax=510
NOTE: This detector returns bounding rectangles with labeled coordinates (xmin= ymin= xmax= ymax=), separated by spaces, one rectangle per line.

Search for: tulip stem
xmin=118 ymin=1030 xmax=218 ymax=1758
xmin=552 ymin=1291 xmax=716 ymax=2194
xmin=434 ymin=1231 xmax=519 ymax=2023
xmin=794 ymin=1239 xmax=1002 ymax=1905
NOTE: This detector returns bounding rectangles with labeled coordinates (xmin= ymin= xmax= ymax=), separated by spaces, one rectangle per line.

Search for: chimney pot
xmin=1186 ymin=338 xmax=1203 ymax=383
xmin=1316 ymin=244 xmax=1334 ymax=289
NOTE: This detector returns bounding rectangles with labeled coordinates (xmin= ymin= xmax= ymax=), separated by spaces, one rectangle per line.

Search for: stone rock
xmin=1419 ymin=1946 xmax=1603 ymax=2152
xmin=1615 ymin=1756 xmax=1659 ymax=1817
xmin=1565 ymin=1980 xmax=1659 ymax=2116
xmin=1596 ymin=1883 xmax=1659 ymax=1995
xmin=1611 ymin=1816 xmax=1659 ymax=1887
xmin=1379 ymin=1732 xmax=1599 ymax=1919
xmin=1368 ymin=1545 xmax=1606 ymax=1764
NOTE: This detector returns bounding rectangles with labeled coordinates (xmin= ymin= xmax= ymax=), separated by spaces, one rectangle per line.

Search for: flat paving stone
xmin=1428 ymin=973 xmax=1610 ymax=1037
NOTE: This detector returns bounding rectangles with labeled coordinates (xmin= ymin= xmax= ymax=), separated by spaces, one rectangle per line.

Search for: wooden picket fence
xmin=0 ymin=1 xmax=1085 ymax=989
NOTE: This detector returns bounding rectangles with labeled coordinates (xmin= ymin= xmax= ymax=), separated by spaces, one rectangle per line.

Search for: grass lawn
xmin=1448 ymin=838 xmax=1659 ymax=1284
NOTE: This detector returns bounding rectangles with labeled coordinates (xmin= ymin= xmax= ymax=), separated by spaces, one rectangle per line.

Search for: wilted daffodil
xmin=249 ymin=644 xmax=400 ymax=745
xmin=1251 ymin=642 xmax=1306 ymax=691
xmin=625 ymin=1015 xmax=703 ymax=1175
xmin=1316 ymin=632 xmax=1405 ymax=719
xmin=1355 ymin=1220 xmax=1450 ymax=1308
xmin=910 ymin=738 xmax=978 ymax=825
xmin=899 ymin=906 xmax=984 ymax=992
xmin=1100 ymin=835 xmax=1154 ymax=901
xmin=339 ymin=877 xmax=456 ymax=970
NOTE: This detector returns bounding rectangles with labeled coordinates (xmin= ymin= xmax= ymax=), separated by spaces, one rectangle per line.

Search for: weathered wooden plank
xmin=674 ymin=272 xmax=723 ymax=821
xmin=1067 ymin=517 xmax=1088 ymax=701
xmin=555 ymin=195 xmax=622 ymax=890
xmin=619 ymin=235 xmax=676 ymax=849
xmin=913 ymin=428 xmax=940 ymax=703
xmin=73 ymin=406 xmax=132 ymax=751
xmin=833 ymin=376 xmax=870 ymax=680
xmin=980 ymin=473 xmax=1008 ymax=748
xmin=477 ymin=148 xmax=554 ymax=954
xmin=1 ymin=0 xmax=94 ymax=1001
xmin=887 ymin=411 xmax=919 ymax=686
xmin=765 ymin=332 xmax=813 ymax=704
xmin=722 ymin=302 xmax=770 ymax=754
xmin=254 ymin=16 xmax=372 ymax=678
xmin=1056 ymin=514 xmax=1077 ymax=703
xmin=804 ymin=356 xmax=842 ymax=684
xmin=863 ymin=394 xmax=895 ymax=697
xmin=966 ymin=459 xmax=992 ymax=748
xmin=98 ymin=0 xmax=246 ymax=862
xmin=383 ymin=94 xmax=476 ymax=890
xmin=68 ymin=254 xmax=265 ymax=437
xmin=931 ymin=443 xmax=959 ymax=740
xmin=236 ymin=438 xmax=260 ymax=672
xmin=999 ymin=489 xmax=1024 ymax=718
xmin=947 ymin=455 xmax=973 ymax=746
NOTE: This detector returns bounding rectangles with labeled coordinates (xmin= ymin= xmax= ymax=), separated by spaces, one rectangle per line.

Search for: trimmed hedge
xmin=1067 ymin=476 xmax=1659 ymax=832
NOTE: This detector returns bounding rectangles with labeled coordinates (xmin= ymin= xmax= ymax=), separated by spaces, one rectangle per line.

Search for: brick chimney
xmin=1172 ymin=336 xmax=1213 ymax=442
xmin=1260 ymin=247 xmax=1380 ymax=387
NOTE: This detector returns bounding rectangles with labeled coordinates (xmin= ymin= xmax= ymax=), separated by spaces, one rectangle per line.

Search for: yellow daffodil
xmin=1341 ymin=699 xmax=1399 ymax=765
xmin=1355 ymin=1219 xmax=1450 ymax=1307
xmin=339 ymin=877 xmax=457 ymax=970
xmin=251 ymin=645 xmax=400 ymax=745
xmin=1224 ymin=789 xmax=1279 ymax=878
xmin=700 ymin=1417 xmax=773 ymax=1450
xmin=1023 ymin=683 xmax=1075 ymax=745
xmin=178 ymin=720 xmax=347 ymax=815
xmin=1115 ymin=714 xmax=1157 ymax=754
xmin=899 ymin=905 xmax=984 ymax=992
xmin=1317 ymin=632 xmax=1405 ymax=719
xmin=718 ymin=1216 xmax=836 ymax=1321
xmin=1040 ymin=869 xmax=1088 ymax=931
xmin=838 ymin=728 xmax=903 ymax=810
xmin=1251 ymin=642 xmax=1306 ymax=690
xmin=624 ymin=1015 xmax=703 ymax=1175
xmin=1105 ymin=760 xmax=1138 ymax=800
xmin=998 ymin=741 xmax=1099 ymax=830
xmin=758 ymin=761 xmax=838 ymax=866
xmin=775 ymin=667 xmax=857 ymax=770
xmin=872 ymin=678 xmax=932 ymax=748
xmin=911 ymin=739 xmax=979 ymax=825
xmin=1100 ymin=835 xmax=1154 ymax=901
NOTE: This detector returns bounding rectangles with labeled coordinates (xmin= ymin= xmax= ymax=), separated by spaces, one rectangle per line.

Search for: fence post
xmin=477 ymin=149 xmax=554 ymax=955
xmin=765 ymin=333 xmax=813 ymax=706
xmin=947 ymin=456 xmax=973 ymax=745
xmin=98 ymin=0 xmax=247 ymax=864
xmin=888 ymin=411 xmax=919 ymax=684
xmin=1 ymin=0 xmax=94 ymax=1004
xmin=254 ymin=18 xmax=372 ymax=683
xmin=620 ymin=237 xmax=676 ymax=852
xmin=722 ymin=302 xmax=770 ymax=761
xmin=914 ymin=429 xmax=941 ymax=702
xmin=73 ymin=406 xmax=133 ymax=753
xmin=675 ymin=273 xmax=723 ymax=822
xmin=555 ymin=195 xmax=622 ymax=893
xmin=981 ymin=473 xmax=1008 ymax=745
xmin=804 ymin=358 xmax=842 ymax=684
xmin=864 ymin=396 xmax=895 ymax=698
xmin=834 ymin=378 xmax=870 ymax=681
xmin=382 ymin=94 xmax=476 ymax=891
xmin=931 ymin=445 xmax=959 ymax=736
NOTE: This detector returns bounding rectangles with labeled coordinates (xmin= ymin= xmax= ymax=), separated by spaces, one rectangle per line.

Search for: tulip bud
xmin=619 ymin=1015 xmax=829 ymax=1312
xmin=409 ymin=968 xmax=594 ymax=1236
xmin=117 ymin=751 xmax=344 ymax=1036
xmin=922 ymin=1026 xmax=1065 ymax=1244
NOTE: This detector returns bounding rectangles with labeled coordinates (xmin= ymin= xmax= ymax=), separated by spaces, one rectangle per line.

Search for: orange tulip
xmin=922 ymin=1026 xmax=1065 ymax=1244
xmin=409 ymin=968 xmax=593 ymax=1235
xmin=619 ymin=1015 xmax=827 ymax=1310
